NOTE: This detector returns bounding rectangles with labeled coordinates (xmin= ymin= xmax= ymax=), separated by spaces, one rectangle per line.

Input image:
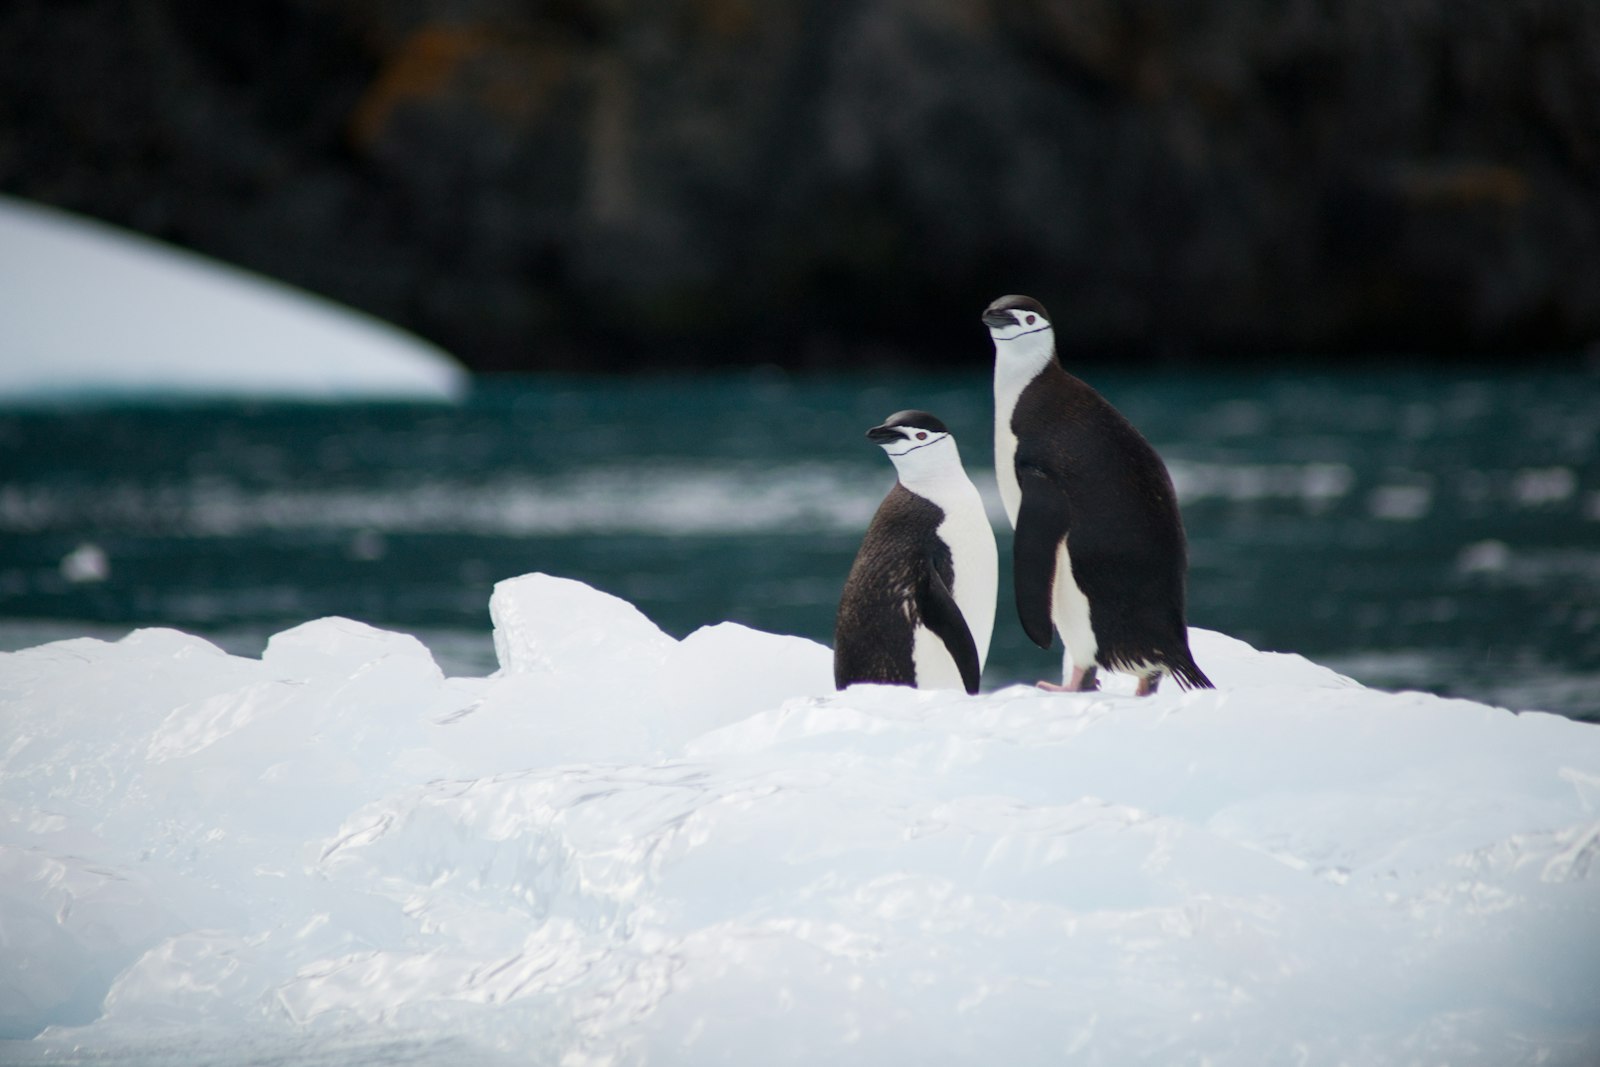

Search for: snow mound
xmin=0 ymin=196 xmax=466 ymax=402
xmin=1 ymin=574 xmax=1597 ymax=1065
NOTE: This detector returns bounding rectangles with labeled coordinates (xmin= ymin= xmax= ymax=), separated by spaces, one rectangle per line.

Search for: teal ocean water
xmin=3 ymin=366 xmax=1597 ymax=719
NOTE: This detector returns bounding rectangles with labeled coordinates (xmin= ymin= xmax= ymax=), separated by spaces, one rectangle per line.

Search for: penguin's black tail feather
xmin=1167 ymin=655 xmax=1214 ymax=691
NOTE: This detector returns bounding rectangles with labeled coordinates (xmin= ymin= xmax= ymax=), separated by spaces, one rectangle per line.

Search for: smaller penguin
xmin=835 ymin=410 xmax=998 ymax=694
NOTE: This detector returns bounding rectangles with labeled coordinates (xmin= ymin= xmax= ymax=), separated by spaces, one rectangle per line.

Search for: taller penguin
xmin=835 ymin=410 xmax=998 ymax=694
xmin=984 ymin=294 xmax=1211 ymax=696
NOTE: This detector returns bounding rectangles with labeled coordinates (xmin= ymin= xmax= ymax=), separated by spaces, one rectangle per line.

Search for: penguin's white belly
xmin=937 ymin=508 xmax=998 ymax=670
xmin=911 ymin=623 xmax=967 ymax=690
xmin=995 ymin=423 xmax=1021 ymax=528
xmin=1052 ymin=540 xmax=1096 ymax=671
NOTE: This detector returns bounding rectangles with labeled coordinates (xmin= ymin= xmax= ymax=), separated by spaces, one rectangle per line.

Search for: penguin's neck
xmin=992 ymin=329 xmax=1060 ymax=528
xmin=992 ymin=329 xmax=1059 ymax=416
xmin=891 ymin=441 xmax=977 ymax=506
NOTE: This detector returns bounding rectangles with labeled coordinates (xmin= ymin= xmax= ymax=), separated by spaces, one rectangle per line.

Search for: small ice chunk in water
xmin=59 ymin=542 xmax=109 ymax=583
xmin=1458 ymin=539 xmax=1512 ymax=574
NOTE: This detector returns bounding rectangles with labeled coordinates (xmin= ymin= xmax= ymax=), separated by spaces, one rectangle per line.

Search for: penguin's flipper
xmin=918 ymin=566 xmax=982 ymax=694
xmin=1014 ymin=461 xmax=1071 ymax=649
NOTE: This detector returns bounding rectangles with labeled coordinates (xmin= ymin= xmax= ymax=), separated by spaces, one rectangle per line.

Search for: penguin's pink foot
xmin=1039 ymin=666 xmax=1100 ymax=692
xmin=1135 ymin=673 xmax=1162 ymax=696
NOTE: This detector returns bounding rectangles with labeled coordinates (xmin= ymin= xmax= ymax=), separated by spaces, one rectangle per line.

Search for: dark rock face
xmin=3 ymin=0 xmax=1597 ymax=370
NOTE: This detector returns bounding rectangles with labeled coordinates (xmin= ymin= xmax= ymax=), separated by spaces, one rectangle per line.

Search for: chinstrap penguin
xmin=834 ymin=410 xmax=998 ymax=694
xmin=985 ymin=294 xmax=1212 ymax=696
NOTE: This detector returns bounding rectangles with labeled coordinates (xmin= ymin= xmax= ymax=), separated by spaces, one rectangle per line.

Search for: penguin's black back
xmin=1012 ymin=363 xmax=1209 ymax=686
xmin=834 ymin=485 xmax=954 ymax=689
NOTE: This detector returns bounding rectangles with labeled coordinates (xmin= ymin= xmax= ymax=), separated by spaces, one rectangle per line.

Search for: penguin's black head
xmin=982 ymin=294 xmax=1051 ymax=333
xmin=867 ymin=410 xmax=951 ymax=450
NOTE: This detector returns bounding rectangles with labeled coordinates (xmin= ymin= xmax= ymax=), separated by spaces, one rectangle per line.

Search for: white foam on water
xmin=0 ymin=465 xmax=889 ymax=538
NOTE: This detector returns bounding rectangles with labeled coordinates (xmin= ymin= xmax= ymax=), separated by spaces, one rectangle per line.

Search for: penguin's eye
xmin=915 ymin=432 xmax=928 ymax=441
xmin=1025 ymin=314 xmax=1037 ymax=325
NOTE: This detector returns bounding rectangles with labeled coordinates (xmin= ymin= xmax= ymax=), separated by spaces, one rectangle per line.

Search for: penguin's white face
xmin=866 ymin=411 xmax=966 ymax=486
xmin=984 ymin=296 xmax=1058 ymax=393
xmin=983 ymin=305 xmax=1052 ymax=343
xmin=874 ymin=425 xmax=951 ymax=459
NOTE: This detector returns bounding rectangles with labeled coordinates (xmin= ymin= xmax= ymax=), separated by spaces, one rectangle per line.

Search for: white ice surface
xmin=0 ymin=196 xmax=466 ymax=401
xmin=1 ymin=574 xmax=1598 ymax=1065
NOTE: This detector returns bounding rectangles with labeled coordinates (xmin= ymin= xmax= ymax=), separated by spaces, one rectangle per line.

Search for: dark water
xmin=3 ymin=366 xmax=1597 ymax=719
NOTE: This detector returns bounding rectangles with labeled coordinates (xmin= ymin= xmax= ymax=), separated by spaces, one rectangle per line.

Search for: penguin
xmin=834 ymin=410 xmax=998 ymax=694
xmin=984 ymin=294 xmax=1212 ymax=696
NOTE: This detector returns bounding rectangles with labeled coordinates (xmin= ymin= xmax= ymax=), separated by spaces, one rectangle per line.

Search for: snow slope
xmin=1 ymin=574 xmax=1597 ymax=1065
xmin=0 ymin=196 xmax=465 ymax=401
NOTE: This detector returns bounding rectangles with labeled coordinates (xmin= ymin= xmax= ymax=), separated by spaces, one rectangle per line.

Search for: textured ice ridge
xmin=1 ymin=573 xmax=1597 ymax=1065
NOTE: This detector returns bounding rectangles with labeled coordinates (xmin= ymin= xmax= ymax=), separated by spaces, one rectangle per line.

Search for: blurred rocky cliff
xmin=3 ymin=0 xmax=1597 ymax=370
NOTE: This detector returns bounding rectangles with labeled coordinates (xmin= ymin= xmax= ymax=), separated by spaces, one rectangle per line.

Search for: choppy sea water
xmin=2 ymin=365 xmax=1597 ymax=718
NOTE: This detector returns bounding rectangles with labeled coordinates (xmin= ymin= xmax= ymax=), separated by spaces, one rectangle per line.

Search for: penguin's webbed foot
xmin=1135 ymin=673 xmax=1162 ymax=697
xmin=1039 ymin=665 xmax=1099 ymax=692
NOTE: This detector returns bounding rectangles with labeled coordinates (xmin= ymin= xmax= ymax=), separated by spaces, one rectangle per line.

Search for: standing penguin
xmin=984 ymin=294 xmax=1212 ymax=695
xmin=835 ymin=410 xmax=998 ymax=694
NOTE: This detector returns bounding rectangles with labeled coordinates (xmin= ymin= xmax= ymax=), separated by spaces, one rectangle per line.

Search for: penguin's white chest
xmin=995 ymin=422 xmax=1021 ymax=527
xmin=936 ymin=502 xmax=998 ymax=669
xmin=902 ymin=476 xmax=998 ymax=689
xmin=992 ymin=371 xmax=1033 ymax=529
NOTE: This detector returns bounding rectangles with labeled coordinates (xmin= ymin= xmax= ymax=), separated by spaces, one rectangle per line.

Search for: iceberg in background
xmin=0 ymin=196 xmax=466 ymax=402
xmin=1 ymin=574 xmax=1598 ymax=1065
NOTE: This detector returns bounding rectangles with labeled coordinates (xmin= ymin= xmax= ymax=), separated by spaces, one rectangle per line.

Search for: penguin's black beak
xmin=982 ymin=308 xmax=1019 ymax=329
xmin=866 ymin=424 xmax=902 ymax=444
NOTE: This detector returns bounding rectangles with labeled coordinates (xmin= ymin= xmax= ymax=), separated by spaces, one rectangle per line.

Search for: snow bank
xmin=0 ymin=196 xmax=465 ymax=401
xmin=2 ymin=574 xmax=1597 ymax=1065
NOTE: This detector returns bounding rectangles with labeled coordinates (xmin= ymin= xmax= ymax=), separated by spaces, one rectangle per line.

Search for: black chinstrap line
xmin=993 ymin=324 xmax=1053 ymax=340
xmin=883 ymin=434 xmax=949 ymax=457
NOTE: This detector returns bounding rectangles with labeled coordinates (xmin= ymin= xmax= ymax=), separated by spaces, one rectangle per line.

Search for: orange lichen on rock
xmin=348 ymin=24 xmax=572 ymax=149
xmin=1395 ymin=163 xmax=1529 ymax=211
